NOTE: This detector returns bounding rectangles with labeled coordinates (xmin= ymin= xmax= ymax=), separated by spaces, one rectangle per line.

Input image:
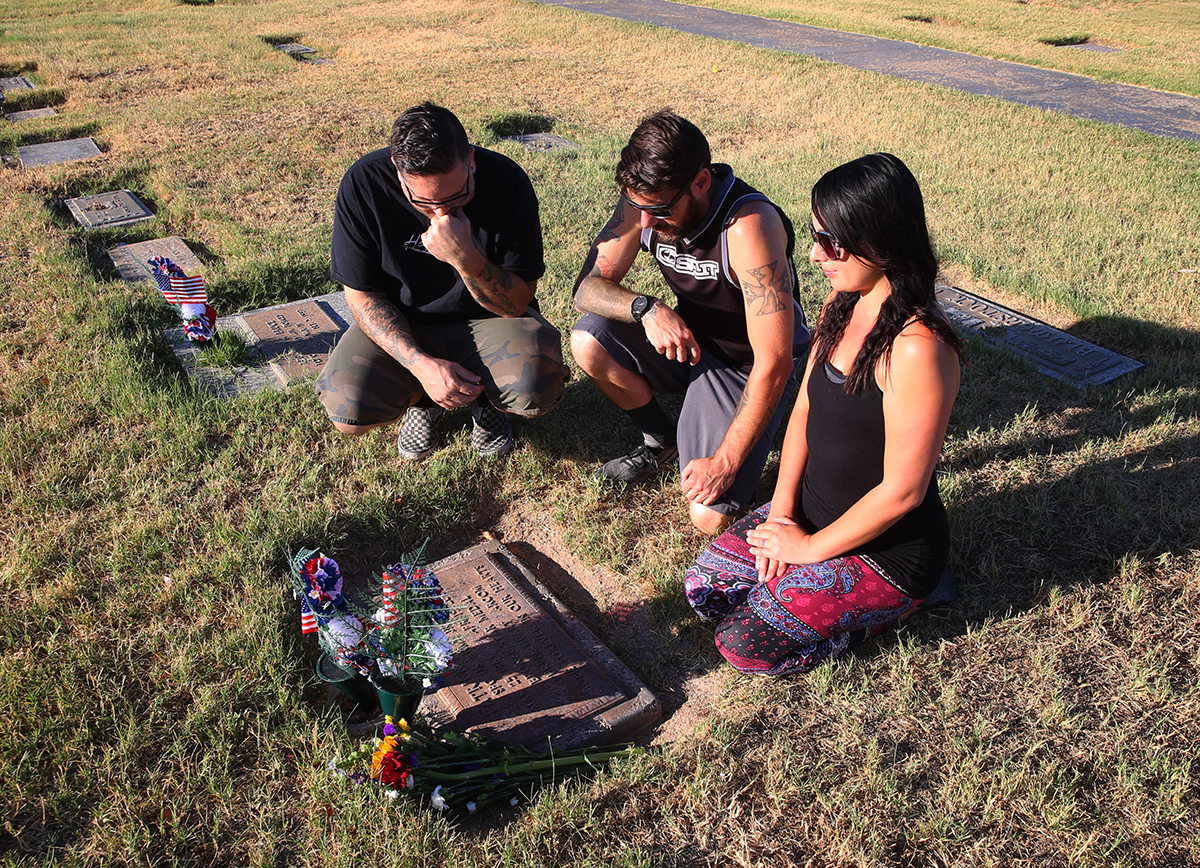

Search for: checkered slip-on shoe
xmin=469 ymin=401 xmax=514 ymax=458
xmin=397 ymin=406 xmax=445 ymax=461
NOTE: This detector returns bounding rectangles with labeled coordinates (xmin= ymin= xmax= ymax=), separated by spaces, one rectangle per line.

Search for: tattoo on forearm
xmin=741 ymin=260 xmax=791 ymax=315
xmin=468 ymin=262 xmax=521 ymax=316
xmin=354 ymin=294 xmax=425 ymax=366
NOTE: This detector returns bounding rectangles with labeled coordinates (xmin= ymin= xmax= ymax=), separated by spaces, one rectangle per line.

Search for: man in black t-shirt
xmin=571 ymin=110 xmax=809 ymax=534
xmin=315 ymin=102 xmax=568 ymax=459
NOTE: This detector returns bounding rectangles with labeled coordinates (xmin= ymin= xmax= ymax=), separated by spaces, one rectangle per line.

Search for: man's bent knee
xmin=332 ymin=420 xmax=383 ymax=436
xmin=689 ymin=501 xmax=737 ymax=536
xmin=569 ymin=329 xmax=611 ymax=376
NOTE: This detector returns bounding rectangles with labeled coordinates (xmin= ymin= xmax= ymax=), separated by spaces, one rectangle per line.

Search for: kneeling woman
xmin=684 ymin=153 xmax=964 ymax=675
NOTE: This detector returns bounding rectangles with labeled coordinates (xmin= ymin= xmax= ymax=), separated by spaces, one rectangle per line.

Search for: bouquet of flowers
xmin=290 ymin=543 xmax=455 ymax=690
xmin=330 ymin=716 xmax=642 ymax=813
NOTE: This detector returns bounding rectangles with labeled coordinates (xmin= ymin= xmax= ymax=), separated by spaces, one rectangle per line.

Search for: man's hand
xmin=409 ymin=356 xmax=484 ymax=409
xmin=681 ymin=454 xmax=737 ymax=506
xmin=642 ymin=303 xmax=701 ymax=364
xmin=421 ymin=211 xmax=477 ymax=270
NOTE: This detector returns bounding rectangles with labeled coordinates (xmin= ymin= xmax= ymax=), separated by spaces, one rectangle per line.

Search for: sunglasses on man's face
xmin=809 ymin=221 xmax=844 ymax=259
xmin=400 ymin=170 xmax=471 ymax=209
xmin=621 ymin=171 xmax=701 ymax=219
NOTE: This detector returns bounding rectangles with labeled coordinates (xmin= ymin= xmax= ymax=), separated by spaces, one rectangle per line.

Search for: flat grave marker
xmin=503 ymin=132 xmax=579 ymax=151
xmin=235 ymin=298 xmax=347 ymax=385
xmin=0 ymin=76 xmax=34 ymax=93
xmin=936 ymin=284 xmax=1143 ymax=386
xmin=275 ymin=43 xmax=316 ymax=55
xmin=7 ymin=107 xmax=57 ymax=121
xmin=424 ymin=541 xmax=660 ymax=750
xmin=65 ymin=189 xmax=155 ymax=229
xmin=108 ymin=236 xmax=203 ymax=284
xmin=17 ymin=137 xmax=102 ymax=169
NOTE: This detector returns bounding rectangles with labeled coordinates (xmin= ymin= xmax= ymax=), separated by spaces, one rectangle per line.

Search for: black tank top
xmin=641 ymin=165 xmax=806 ymax=370
xmin=801 ymin=362 xmax=949 ymax=597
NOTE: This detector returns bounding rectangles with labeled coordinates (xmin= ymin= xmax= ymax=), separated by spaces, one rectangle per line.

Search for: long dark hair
xmin=810 ymin=153 xmax=964 ymax=394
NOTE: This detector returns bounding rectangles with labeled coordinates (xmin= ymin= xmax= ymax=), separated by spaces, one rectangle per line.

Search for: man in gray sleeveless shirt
xmin=572 ymin=110 xmax=810 ymax=535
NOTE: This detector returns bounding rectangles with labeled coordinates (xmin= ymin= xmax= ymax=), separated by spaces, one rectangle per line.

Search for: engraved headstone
xmin=1066 ymin=43 xmax=1122 ymax=53
xmin=0 ymin=76 xmax=34 ymax=93
xmin=165 ymin=322 xmax=273 ymax=401
xmin=65 ymin=189 xmax=155 ymax=229
xmin=6 ymin=107 xmax=57 ymax=121
xmin=17 ymin=137 xmax=102 ymax=169
xmin=426 ymin=541 xmax=660 ymax=750
xmin=504 ymin=132 xmax=579 ymax=151
xmin=936 ymin=284 xmax=1143 ymax=386
xmin=275 ymin=43 xmax=316 ymax=55
xmin=236 ymin=299 xmax=346 ymax=384
xmin=108 ymin=236 xmax=203 ymax=285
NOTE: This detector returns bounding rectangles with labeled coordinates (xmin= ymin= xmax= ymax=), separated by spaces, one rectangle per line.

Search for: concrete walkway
xmin=531 ymin=0 xmax=1200 ymax=142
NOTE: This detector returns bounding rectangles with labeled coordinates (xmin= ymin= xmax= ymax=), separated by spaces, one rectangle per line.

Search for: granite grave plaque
xmin=504 ymin=132 xmax=579 ymax=151
xmin=66 ymin=189 xmax=155 ymax=229
xmin=936 ymin=284 xmax=1143 ymax=386
xmin=7 ymin=107 xmax=57 ymax=121
xmin=236 ymin=300 xmax=345 ymax=384
xmin=426 ymin=541 xmax=660 ymax=750
xmin=275 ymin=43 xmax=316 ymax=55
xmin=18 ymin=137 xmax=102 ymax=169
xmin=108 ymin=236 xmax=203 ymax=285
xmin=0 ymin=76 xmax=34 ymax=93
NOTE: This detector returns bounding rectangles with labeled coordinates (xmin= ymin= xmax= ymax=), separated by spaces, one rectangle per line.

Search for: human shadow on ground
xmin=892 ymin=314 xmax=1200 ymax=650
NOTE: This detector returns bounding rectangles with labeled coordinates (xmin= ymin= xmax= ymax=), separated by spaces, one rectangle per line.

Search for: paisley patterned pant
xmin=684 ymin=504 xmax=923 ymax=675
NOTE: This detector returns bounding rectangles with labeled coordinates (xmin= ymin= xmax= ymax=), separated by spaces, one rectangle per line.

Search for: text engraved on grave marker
xmin=239 ymin=302 xmax=343 ymax=383
xmin=434 ymin=553 xmax=625 ymax=744
xmin=936 ymin=285 xmax=1142 ymax=385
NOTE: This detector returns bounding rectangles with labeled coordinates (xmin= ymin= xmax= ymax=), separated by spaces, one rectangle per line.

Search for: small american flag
xmin=147 ymin=256 xmax=207 ymax=306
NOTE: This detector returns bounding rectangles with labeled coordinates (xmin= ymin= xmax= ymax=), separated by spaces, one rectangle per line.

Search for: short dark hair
xmin=811 ymin=152 xmax=965 ymax=393
xmin=389 ymin=102 xmax=470 ymax=176
xmin=615 ymin=109 xmax=710 ymax=194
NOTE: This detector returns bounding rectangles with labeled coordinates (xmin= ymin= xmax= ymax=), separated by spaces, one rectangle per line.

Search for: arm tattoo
xmin=598 ymin=200 xmax=625 ymax=243
xmin=741 ymin=260 xmax=791 ymax=316
xmin=466 ymin=261 xmax=521 ymax=316
xmin=353 ymin=293 xmax=427 ymax=367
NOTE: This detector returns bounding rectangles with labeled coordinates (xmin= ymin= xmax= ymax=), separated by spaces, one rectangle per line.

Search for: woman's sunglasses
xmin=809 ymin=222 xmax=844 ymax=259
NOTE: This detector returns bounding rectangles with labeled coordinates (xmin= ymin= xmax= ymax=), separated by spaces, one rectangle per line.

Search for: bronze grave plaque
xmin=427 ymin=541 xmax=660 ymax=750
xmin=936 ymin=284 xmax=1143 ymax=387
xmin=236 ymin=299 xmax=345 ymax=385
xmin=66 ymin=189 xmax=155 ymax=229
xmin=7 ymin=107 xmax=57 ymax=121
xmin=109 ymin=236 xmax=203 ymax=285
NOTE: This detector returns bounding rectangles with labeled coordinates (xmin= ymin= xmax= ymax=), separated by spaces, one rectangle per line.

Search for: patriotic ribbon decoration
xmin=147 ymin=256 xmax=216 ymax=342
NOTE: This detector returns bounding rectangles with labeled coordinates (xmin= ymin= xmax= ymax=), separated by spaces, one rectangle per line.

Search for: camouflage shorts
xmin=314 ymin=311 xmax=569 ymax=427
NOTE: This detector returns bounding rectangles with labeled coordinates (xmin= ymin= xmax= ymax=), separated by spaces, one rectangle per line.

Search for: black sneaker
xmin=397 ymin=406 xmax=444 ymax=460
xmin=595 ymin=443 xmax=678 ymax=487
xmin=470 ymin=401 xmax=514 ymax=458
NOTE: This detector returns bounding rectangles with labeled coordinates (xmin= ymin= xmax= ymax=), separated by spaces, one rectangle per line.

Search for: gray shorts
xmin=572 ymin=311 xmax=808 ymax=516
xmin=315 ymin=310 xmax=568 ymax=427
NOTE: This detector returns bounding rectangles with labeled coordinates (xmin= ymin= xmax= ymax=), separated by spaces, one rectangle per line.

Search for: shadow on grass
xmin=899 ymin=315 xmax=1200 ymax=648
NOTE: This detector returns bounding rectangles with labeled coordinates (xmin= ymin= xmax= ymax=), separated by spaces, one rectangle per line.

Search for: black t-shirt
xmin=330 ymin=146 xmax=545 ymax=324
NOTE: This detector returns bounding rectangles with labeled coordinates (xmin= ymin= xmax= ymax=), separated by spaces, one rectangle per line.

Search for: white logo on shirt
xmin=655 ymin=243 xmax=718 ymax=280
xmin=402 ymin=235 xmax=430 ymax=254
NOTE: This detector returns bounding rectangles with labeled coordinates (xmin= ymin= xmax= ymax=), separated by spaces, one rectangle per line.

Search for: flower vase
xmin=316 ymin=653 xmax=379 ymax=713
xmin=371 ymin=673 xmax=424 ymax=723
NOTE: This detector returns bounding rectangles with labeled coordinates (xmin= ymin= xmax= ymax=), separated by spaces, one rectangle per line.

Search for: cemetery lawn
xmin=1 ymin=0 xmax=1198 ymax=865
xmin=685 ymin=0 xmax=1200 ymax=97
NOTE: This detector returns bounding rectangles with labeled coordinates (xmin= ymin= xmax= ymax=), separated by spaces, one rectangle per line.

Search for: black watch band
xmin=631 ymin=295 xmax=656 ymax=323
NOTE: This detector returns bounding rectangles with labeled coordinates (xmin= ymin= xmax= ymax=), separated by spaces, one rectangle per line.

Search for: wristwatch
xmin=631 ymin=295 xmax=657 ymax=323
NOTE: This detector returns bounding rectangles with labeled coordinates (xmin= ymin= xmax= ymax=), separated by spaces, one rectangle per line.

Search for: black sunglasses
xmin=809 ymin=221 xmax=844 ymax=259
xmin=622 ymin=170 xmax=701 ymax=219
xmin=399 ymin=170 xmax=471 ymax=209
